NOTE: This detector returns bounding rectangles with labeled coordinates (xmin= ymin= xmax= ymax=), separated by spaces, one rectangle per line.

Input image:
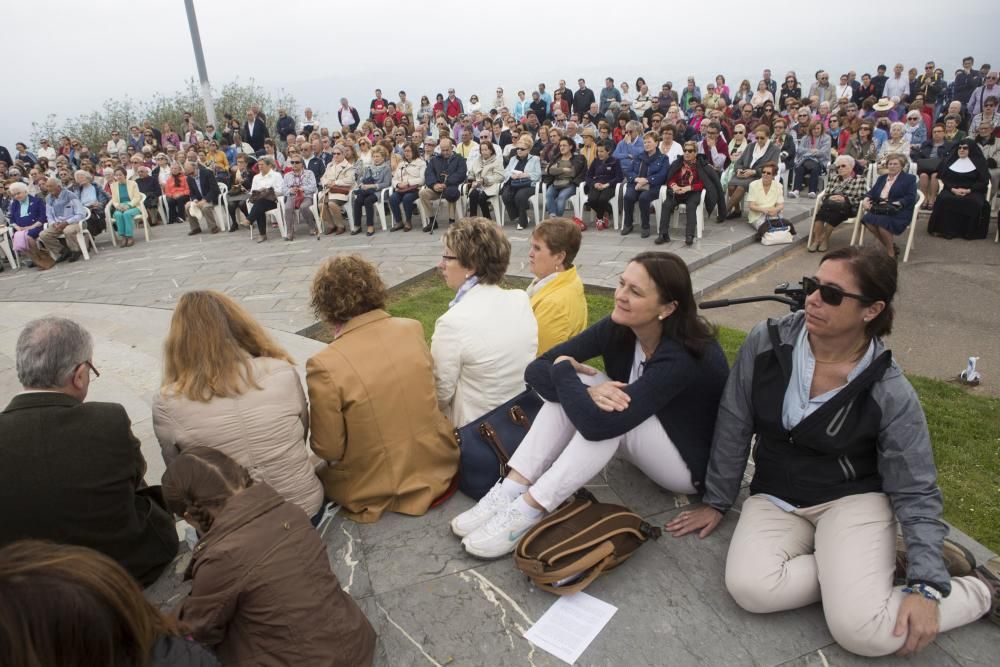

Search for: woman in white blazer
xmin=431 ymin=218 xmax=538 ymax=427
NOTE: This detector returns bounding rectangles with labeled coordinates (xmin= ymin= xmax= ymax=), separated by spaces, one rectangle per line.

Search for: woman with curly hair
xmin=307 ymin=255 xmax=459 ymax=522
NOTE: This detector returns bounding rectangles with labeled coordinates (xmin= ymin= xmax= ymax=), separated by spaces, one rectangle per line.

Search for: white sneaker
xmin=462 ymin=504 xmax=541 ymax=559
xmin=516 ymin=223 xmax=526 ymax=230
xmin=807 ymin=192 xmax=817 ymax=199
xmin=787 ymin=191 xmax=799 ymax=199
xmin=450 ymin=482 xmax=510 ymax=538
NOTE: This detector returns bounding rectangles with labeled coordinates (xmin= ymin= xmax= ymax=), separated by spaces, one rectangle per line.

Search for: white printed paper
xmin=523 ymin=592 xmax=618 ymax=665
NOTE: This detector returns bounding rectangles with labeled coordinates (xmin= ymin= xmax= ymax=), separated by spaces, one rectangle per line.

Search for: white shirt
xmin=251 ymin=169 xmax=286 ymax=195
xmin=884 ymin=75 xmax=909 ymax=101
xmin=106 ymin=139 xmax=127 ymax=154
xmin=37 ymin=146 xmax=57 ymax=161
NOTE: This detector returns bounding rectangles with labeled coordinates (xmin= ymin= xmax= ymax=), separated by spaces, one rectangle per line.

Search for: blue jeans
xmin=545 ymin=184 xmax=577 ymax=216
xmin=389 ymin=189 xmax=418 ymax=224
xmin=623 ymin=185 xmax=657 ymax=228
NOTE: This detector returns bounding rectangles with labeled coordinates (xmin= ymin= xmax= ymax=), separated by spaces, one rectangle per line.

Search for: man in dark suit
xmin=241 ymin=108 xmax=268 ymax=153
xmin=183 ymin=159 xmax=222 ymax=235
xmin=0 ymin=317 xmax=178 ymax=587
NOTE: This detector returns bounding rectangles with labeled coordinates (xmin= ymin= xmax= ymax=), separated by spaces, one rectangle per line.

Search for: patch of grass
xmin=312 ymin=277 xmax=1000 ymax=551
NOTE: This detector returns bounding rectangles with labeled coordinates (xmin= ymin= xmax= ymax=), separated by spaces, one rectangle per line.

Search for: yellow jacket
xmin=110 ymin=179 xmax=144 ymax=209
xmin=530 ymin=266 xmax=588 ymax=355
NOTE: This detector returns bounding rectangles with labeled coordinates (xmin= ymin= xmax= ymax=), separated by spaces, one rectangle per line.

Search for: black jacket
xmin=526 ymin=317 xmax=729 ymax=492
xmin=275 ymin=115 xmax=296 ymax=141
xmin=423 ymin=153 xmax=467 ymax=188
xmin=188 ymin=166 xmax=221 ymax=203
xmin=0 ymin=393 xmax=178 ymax=586
xmin=529 ymin=98 xmax=548 ymax=123
xmin=665 ymin=154 xmax=727 ymax=221
xmin=572 ymin=88 xmax=596 ymax=116
xmin=241 ymin=119 xmax=269 ymax=152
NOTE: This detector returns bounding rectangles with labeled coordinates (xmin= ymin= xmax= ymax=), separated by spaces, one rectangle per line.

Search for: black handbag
xmin=455 ymin=388 xmax=543 ymax=500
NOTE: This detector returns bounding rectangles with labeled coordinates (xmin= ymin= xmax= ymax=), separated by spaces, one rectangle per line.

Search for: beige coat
xmin=153 ymin=357 xmax=324 ymax=517
xmin=320 ymin=159 xmax=356 ymax=203
xmin=307 ymin=310 xmax=459 ymax=523
xmin=467 ymin=154 xmax=506 ymax=196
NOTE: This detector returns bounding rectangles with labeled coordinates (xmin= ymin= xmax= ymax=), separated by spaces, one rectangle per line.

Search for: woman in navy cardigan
xmin=7 ymin=182 xmax=47 ymax=256
xmin=861 ymin=153 xmax=918 ymax=259
xmin=451 ymin=251 xmax=729 ymax=559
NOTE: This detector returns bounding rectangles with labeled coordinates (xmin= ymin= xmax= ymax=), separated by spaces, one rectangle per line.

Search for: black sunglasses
xmin=802 ymin=276 xmax=873 ymax=306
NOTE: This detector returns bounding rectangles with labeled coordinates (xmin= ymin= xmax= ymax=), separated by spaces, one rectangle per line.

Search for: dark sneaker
xmin=620 ymin=225 xmax=633 ymax=236
xmin=972 ymin=557 xmax=1000 ymax=626
xmin=894 ymin=535 xmax=976 ymax=585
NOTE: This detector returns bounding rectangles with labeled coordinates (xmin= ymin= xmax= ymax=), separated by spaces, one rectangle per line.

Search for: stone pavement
xmin=4 ymin=200 xmax=999 ymax=665
xmin=2 ymin=301 xmax=997 ymax=666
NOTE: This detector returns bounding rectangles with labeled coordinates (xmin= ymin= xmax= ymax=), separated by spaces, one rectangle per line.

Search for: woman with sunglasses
xmin=845 ymin=121 xmax=877 ymax=175
xmin=927 ymin=138 xmax=991 ymax=240
xmin=861 ymin=153 xmax=918 ymax=259
xmin=668 ymin=245 xmax=1000 ymax=657
xmin=724 ymin=124 xmax=780 ymax=220
xmin=808 ymin=155 xmax=867 ymax=252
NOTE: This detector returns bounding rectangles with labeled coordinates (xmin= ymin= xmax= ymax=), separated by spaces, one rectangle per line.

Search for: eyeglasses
xmin=76 ymin=360 xmax=100 ymax=380
xmin=802 ymin=276 xmax=873 ymax=306
xmin=441 ymin=254 xmax=458 ymax=262
xmin=290 ymin=160 xmax=303 ymax=164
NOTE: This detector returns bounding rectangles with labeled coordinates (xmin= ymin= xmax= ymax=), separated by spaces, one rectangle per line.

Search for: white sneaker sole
xmin=451 ymin=515 xmax=489 ymax=539
xmin=462 ymin=538 xmax=520 ymax=560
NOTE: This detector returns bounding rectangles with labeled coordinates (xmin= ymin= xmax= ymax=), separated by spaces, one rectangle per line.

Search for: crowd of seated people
xmin=3 ymin=56 xmax=998 ymax=271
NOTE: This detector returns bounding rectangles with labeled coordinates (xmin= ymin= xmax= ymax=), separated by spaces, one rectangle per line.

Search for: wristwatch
xmin=902 ymin=582 xmax=943 ymax=603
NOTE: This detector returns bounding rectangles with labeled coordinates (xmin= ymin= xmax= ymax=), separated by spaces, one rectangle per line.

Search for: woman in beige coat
xmin=153 ymin=291 xmax=325 ymax=520
xmin=307 ymin=255 xmax=459 ymax=523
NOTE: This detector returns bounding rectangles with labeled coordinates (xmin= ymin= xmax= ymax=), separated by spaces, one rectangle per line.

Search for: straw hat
xmin=873 ymin=98 xmax=895 ymax=112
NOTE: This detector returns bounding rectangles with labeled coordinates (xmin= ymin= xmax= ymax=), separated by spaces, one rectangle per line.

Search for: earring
xmin=658 ymin=314 xmax=666 ymax=321
xmin=863 ymin=317 xmax=871 ymax=322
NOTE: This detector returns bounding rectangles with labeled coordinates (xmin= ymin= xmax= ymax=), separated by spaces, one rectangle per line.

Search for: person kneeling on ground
xmin=667 ymin=246 xmax=1000 ymax=657
xmin=307 ymin=255 xmax=459 ymax=522
xmin=0 ymin=317 xmax=178 ymax=586
xmin=451 ymin=252 xmax=729 ymax=558
xmin=164 ymin=447 xmax=376 ymax=666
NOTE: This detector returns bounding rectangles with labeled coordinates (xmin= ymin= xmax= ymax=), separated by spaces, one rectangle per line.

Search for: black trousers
xmin=353 ymin=189 xmax=379 ymax=228
xmin=501 ymin=185 xmax=534 ymax=226
xmin=587 ymin=184 xmax=616 ymax=218
xmin=658 ymin=190 xmax=701 ymax=238
xmin=468 ymin=188 xmax=493 ymax=218
xmin=166 ymin=196 xmax=189 ymax=223
xmin=247 ymin=199 xmax=277 ymax=235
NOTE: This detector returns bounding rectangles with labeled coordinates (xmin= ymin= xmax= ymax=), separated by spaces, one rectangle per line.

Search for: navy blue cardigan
xmin=524 ymin=316 xmax=729 ymax=492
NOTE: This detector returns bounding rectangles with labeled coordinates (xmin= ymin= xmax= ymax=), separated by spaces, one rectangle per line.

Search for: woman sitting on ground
xmin=876 ymin=123 xmax=912 ymax=176
xmin=927 ymin=139 xmax=991 ymax=240
xmin=808 ymin=155 xmax=868 ymax=252
xmin=388 ymin=142 xmax=425 ymax=231
xmin=351 ymin=146 xmax=391 ymax=237
xmin=0 ymin=541 xmax=219 ymax=666
xmin=791 ymin=121 xmax=832 ymax=198
xmin=307 ymin=255 xmax=458 ymax=522
xmin=431 ymin=218 xmax=538 ymax=427
xmin=725 ymin=124 xmax=780 ymax=219
xmin=914 ymin=124 xmax=953 ymax=210
xmin=451 ymin=252 xmax=729 ymax=558
xmin=163 ymin=447 xmax=376 ymax=666
xmin=668 ymin=245 xmax=999 ymax=658
xmin=109 ymin=166 xmax=144 ymax=247
xmin=543 ymin=137 xmax=587 ymax=218
xmin=465 ymin=140 xmax=504 ymax=221
xmin=153 ymin=290 xmax=325 ymax=521
xmin=527 ymin=218 xmax=588 ymax=355
xmin=861 ymin=154 xmax=918 ymax=259
xmin=745 ymin=161 xmax=785 ymax=236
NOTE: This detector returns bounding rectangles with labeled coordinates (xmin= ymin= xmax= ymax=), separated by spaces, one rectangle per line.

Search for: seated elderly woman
xmin=668 ymin=245 xmax=999 ymax=658
xmin=790 ymin=121 xmax=832 ymax=198
xmin=861 ymin=153 xmax=918 ymax=259
xmin=808 ymin=155 xmax=868 ymax=252
xmin=318 ymin=145 xmax=355 ymax=235
xmin=974 ymin=121 xmax=1000 ymax=197
xmin=927 ymin=139 xmax=991 ymax=240
xmin=306 ymin=255 xmax=458 ymax=522
xmin=621 ymin=132 xmax=669 ymax=236
xmin=247 ymin=156 xmax=287 ymax=243
xmin=877 ymin=123 xmax=912 ymax=175
xmin=527 ymin=218 xmax=588 ymax=355
xmin=153 ymin=291 xmax=325 ymax=521
xmin=585 ymin=139 xmax=623 ymax=227
xmin=132 ymin=165 xmax=162 ymax=226
xmin=6 ymin=182 xmax=49 ymax=267
xmin=501 ymin=135 xmax=543 ymax=230
xmin=71 ymin=169 xmax=110 ymax=227
xmin=464 ymin=141 xmax=504 ymax=221
xmin=432 ymin=217 xmax=538 ymax=428
xmin=108 ymin=167 xmax=144 ymax=247
xmin=725 ymin=124 xmax=780 ymax=219
xmin=351 ymin=145 xmax=391 ymax=237
xmin=543 ymin=137 xmax=587 ymax=218
xmin=388 ymin=142 xmax=426 ymax=231
xmin=451 ymin=252 xmax=729 ymax=558
xmin=745 ymin=161 xmax=785 ymax=236
xmin=914 ymin=124 xmax=954 ymax=210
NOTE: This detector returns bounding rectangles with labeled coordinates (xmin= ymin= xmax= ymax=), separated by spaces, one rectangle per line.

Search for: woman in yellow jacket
xmin=109 ymin=167 xmax=145 ymax=247
xmin=527 ymin=218 xmax=588 ymax=355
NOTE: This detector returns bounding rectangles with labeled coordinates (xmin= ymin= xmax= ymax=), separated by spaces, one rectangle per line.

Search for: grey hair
xmin=258 ymin=156 xmax=276 ymax=169
xmin=889 ymin=121 xmax=905 ymax=136
xmin=15 ymin=317 xmax=93 ymax=389
xmin=8 ymin=182 xmax=28 ymax=195
xmin=74 ymin=169 xmax=93 ymax=182
xmin=626 ymin=120 xmax=643 ymax=134
xmin=834 ymin=154 xmax=856 ymax=170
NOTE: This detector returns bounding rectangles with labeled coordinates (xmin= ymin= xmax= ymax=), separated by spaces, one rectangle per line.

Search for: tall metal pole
xmin=183 ymin=0 xmax=217 ymax=129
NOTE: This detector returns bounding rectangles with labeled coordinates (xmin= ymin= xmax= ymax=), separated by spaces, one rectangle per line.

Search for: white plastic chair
xmin=460 ymin=183 xmax=505 ymax=226
xmin=214 ymin=183 xmax=229 ymax=231
xmin=1 ymin=225 xmax=19 ymax=269
xmin=104 ymin=200 xmax=152 ymax=246
xmin=39 ymin=208 xmax=98 ymax=260
xmin=540 ymin=183 xmax=585 ymax=221
xmin=854 ymin=190 xmax=926 ymax=262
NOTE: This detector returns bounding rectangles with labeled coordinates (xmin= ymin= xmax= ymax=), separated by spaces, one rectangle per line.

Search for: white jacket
xmin=467 ymin=154 xmax=506 ymax=196
xmin=431 ymin=284 xmax=538 ymax=428
xmin=152 ymin=356 xmax=324 ymax=516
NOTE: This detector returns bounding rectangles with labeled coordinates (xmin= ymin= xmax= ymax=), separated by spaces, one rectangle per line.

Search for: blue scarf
xmin=449 ymin=276 xmax=479 ymax=308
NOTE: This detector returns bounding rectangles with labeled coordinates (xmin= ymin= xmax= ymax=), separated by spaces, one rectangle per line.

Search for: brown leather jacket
xmin=178 ymin=483 xmax=375 ymax=666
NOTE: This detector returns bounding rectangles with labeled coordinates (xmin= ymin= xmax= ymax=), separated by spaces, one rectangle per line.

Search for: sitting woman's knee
xmin=824 ymin=610 xmax=897 ymax=657
xmin=724 ymin=564 xmax=780 ymax=613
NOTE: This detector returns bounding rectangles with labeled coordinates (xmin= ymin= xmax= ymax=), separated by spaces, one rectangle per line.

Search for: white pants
xmin=507 ymin=372 xmax=696 ymax=512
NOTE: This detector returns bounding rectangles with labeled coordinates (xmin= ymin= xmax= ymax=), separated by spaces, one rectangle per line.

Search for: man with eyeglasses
xmin=808 ymin=71 xmax=835 ymax=106
xmin=106 ymin=130 xmax=127 ymax=156
xmin=1 ymin=317 xmax=179 ymax=587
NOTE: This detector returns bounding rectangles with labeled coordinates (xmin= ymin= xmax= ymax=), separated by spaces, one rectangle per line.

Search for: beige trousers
xmin=38 ymin=223 xmax=81 ymax=252
xmin=725 ymin=493 xmax=990 ymax=657
xmin=418 ymin=186 xmax=457 ymax=221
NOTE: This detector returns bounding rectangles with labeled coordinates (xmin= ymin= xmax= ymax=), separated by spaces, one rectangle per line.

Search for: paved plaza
xmin=2 ymin=203 xmax=998 ymax=665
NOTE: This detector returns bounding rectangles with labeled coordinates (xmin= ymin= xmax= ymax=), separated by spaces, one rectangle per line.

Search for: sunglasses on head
xmin=802 ymin=276 xmax=873 ymax=306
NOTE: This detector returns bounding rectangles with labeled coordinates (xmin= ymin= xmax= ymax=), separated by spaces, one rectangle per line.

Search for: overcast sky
xmin=5 ymin=0 xmax=997 ymax=146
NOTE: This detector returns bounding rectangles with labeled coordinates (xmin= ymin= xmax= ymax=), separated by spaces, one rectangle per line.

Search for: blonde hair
xmin=161 ymin=291 xmax=294 ymax=402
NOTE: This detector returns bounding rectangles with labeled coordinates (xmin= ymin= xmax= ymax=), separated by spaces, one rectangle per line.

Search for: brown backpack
xmin=513 ymin=489 xmax=661 ymax=595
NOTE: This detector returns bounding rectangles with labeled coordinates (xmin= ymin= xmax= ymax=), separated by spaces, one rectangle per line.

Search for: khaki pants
xmin=38 ymin=223 xmax=81 ymax=252
xmin=725 ymin=493 xmax=990 ymax=657
xmin=418 ymin=186 xmax=457 ymax=221
xmin=186 ymin=201 xmax=219 ymax=232
xmin=320 ymin=194 xmax=348 ymax=231
xmin=285 ymin=197 xmax=317 ymax=237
